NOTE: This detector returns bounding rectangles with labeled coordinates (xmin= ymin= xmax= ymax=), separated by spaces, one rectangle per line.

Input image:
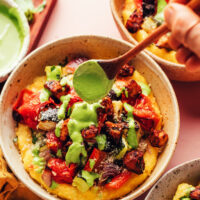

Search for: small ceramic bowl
xmin=145 ymin=159 xmax=200 ymax=200
xmin=110 ymin=0 xmax=200 ymax=82
xmin=0 ymin=0 xmax=30 ymax=82
xmin=0 ymin=35 xmax=179 ymax=200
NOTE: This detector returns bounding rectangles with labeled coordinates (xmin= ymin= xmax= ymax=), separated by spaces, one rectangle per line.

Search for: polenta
xmin=13 ymin=58 xmax=168 ymax=200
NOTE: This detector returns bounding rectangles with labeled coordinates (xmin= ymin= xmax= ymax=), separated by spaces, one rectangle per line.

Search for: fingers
xmin=176 ymin=46 xmax=192 ymax=64
xmin=164 ymin=3 xmax=199 ymax=43
xmin=186 ymin=55 xmax=200 ymax=72
xmin=164 ymin=3 xmax=200 ymax=57
xmin=185 ymin=22 xmax=200 ymax=58
xmin=168 ymin=35 xmax=181 ymax=50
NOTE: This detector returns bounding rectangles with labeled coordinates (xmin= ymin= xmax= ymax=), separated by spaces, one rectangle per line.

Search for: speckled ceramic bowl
xmin=145 ymin=159 xmax=200 ymax=200
xmin=110 ymin=0 xmax=200 ymax=81
xmin=0 ymin=0 xmax=30 ymax=82
xmin=0 ymin=35 xmax=179 ymax=200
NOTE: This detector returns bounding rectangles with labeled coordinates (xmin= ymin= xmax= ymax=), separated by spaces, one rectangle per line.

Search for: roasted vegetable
xmin=125 ymin=9 xmax=143 ymax=33
xmin=118 ymin=64 xmax=135 ymax=77
xmin=105 ymin=170 xmax=131 ymax=189
xmin=190 ymin=186 xmax=200 ymax=200
xmin=148 ymin=130 xmax=168 ymax=148
xmin=84 ymin=148 xmax=106 ymax=172
xmin=123 ymin=150 xmax=145 ymax=174
xmin=47 ymin=158 xmax=77 ymax=184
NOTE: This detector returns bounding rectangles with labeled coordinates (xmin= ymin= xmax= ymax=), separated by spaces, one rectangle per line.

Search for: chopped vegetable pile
xmin=125 ymin=0 xmax=171 ymax=50
xmin=13 ymin=57 xmax=168 ymax=191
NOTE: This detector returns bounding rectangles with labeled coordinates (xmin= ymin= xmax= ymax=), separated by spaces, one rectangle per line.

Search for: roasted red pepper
xmin=133 ymin=94 xmax=160 ymax=131
xmin=47 ymin=158 xmax=77 ymax=184
xmin=84 ymin=148 xmax=106 ymax=172
xmin=13 ymin=89 xmax=41 ymax=129
xmin=105 ymin=170 xmax=132 ymax=189
xmin=46 ymin=132 xmax=62 ymax=152
xmin=63 ymin=57 xmax=88 ymax=75
xmin=67 ymin=88 xmax=82 ymax=109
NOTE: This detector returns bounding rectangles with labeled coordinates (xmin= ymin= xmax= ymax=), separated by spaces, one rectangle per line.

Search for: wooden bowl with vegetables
xmin=0 ymin=35 xmax=179 ymax=200
xmin=110 ymin=0 xmax=200 ymax=81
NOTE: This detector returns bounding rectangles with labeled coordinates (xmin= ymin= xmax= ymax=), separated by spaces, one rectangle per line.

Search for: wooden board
xmin=28 ymin=0 xmax=57 ymax=53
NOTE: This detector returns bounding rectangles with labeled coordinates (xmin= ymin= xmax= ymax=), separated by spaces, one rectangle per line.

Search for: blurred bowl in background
xmin=0 ymin=0 xmax=30 ymax=82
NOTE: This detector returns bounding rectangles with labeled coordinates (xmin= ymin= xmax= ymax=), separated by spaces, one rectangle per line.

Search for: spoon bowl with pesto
xmin=0 ymin=36 xmax=179 ymax=200
xmin=73 ymin=22 xmax=174 ymax=103
xmin=0 ymin=0 xmax=30 ymax=82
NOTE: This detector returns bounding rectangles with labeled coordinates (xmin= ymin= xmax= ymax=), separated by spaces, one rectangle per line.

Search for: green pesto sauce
xmin=55 ymin=120 xmax=63 ymax=137
xmin=73 ymin=60 xmax=114 ymax=103
xmin=0 ymin=5 xmax=26 ymax=72
xmin=124 ymin=103 xmax=138 ymax=149
xmin=65 ymin=102 xmax=100 ymax=165
xmin=57 ymin=95 xmax=71 ymax=120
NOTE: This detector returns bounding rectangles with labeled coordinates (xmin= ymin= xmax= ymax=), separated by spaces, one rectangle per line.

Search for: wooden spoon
xmin=99 ymin=0 xmax=199 ymax=79
xmin=73 ymin=0 xmax=199 ymax=103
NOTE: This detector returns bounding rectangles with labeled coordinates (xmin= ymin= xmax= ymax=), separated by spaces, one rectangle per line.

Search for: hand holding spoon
xmin=73 ymin=0 xmax=199 ymax=103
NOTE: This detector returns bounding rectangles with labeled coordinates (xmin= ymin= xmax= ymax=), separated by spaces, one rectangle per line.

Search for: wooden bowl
xmin=145 ymin=159 xmax=200 ymax=200
xmin=110 ymin=0 xmax=200 ymax=82
xmin=0 ymin=35 xmax=179 ymax=200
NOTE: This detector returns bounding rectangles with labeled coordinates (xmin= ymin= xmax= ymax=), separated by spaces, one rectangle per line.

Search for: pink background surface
xmin=38 ymin=0 xmax=200 ymax=199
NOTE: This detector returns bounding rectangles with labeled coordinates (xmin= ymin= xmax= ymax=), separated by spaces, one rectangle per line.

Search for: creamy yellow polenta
xmin=16 ymin=70 xmax=162 ymax=200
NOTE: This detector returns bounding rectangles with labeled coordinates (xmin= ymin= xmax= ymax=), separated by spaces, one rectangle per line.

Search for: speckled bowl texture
xmin=145 ymin=159 xmax=200 ymax=200
xmin=0 ymin=35 xmax=179 ymax=200
xmin=110 ymin=0 xmax=200 ymax=81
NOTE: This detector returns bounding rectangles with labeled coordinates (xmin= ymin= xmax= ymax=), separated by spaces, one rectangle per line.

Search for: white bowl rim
xmin=110 ymin=0 xmax=185 ymax=69
xmin=145 ymin=158 xmax=200 ymax=200
xmin=0 ymin=0 xmax=30 ymax=82
xmin=0 ymin=35 xmax=180 ymax=200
